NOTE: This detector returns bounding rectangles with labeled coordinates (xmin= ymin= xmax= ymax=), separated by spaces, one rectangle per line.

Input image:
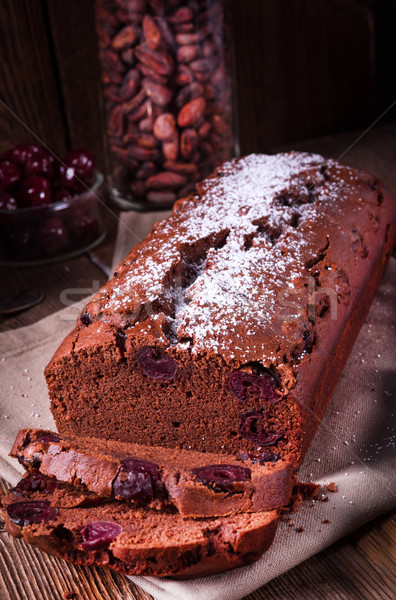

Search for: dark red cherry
xmin=58 ymin=164 xmax=84 ymax=192
xmin=53 ymin=187 xmax=72 ymax=204
xmin=10 ymin=144 xmax=40 ymax=166
xmin=25 ymin=150 xmax=56 ymax=179
xmin=18 ymin=175 xmax=52 ymax=207
xmin=237 ymin=451 xmax=281 ymax=464
xmin=69 ymin=209 xmax=100 ymax=243
xmin=0 ymin=191 xmax=18 ymax=210
xmin=137 ymin=347 xmax=178 ymax=380
xmin=12 ymin=474 xmax=58 ymax=496
xmin=80 ymin=311 xmax=93 ymax=326
xmin=6 ymin=500 xmax=58 ymax=526
xmin=240 ymin=410 xmax=283 ymax=446
xmin=228 ymin=369 xmax=279 ymax=404
xmin=37 ymin=217 xmax=69 ymax=255
xmin=112 ymin=458 xmax=160 ymax=504
xmin=64 ymin=149 xmax=94 ymax=181
xmin=81 ymin=521 xmax=123 ymax=551
xmin=0 ymin=159 xmax=22 ymax=190
xmin=35 ymin=434 xmax=61 ymax=444
xmin=59 ymin=149 xmax=94 ymax=191
xmin=192 ymin=464 xmax=251 ymax=489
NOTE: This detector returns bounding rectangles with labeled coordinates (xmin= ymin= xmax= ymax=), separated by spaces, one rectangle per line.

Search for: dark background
xmin=0 ymin=0 xmax=394 ymax=171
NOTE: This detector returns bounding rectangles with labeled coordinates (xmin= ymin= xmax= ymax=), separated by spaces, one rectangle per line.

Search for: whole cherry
xmin=0 ymin=159 xmax=22 ymax=190
xmin=59 ymin=149 xmax=95 ymax=191
xmin=0 ymin=191 xmax=18 ymax=210
xmin=37 ymin=217 xmax=69 ymax=255
xmin=24 ymin=149 xmax=56 ymax=179
xmin=18 ymin=175 xmax=52 ymax=207
xmin=10 ymin=144 xmax=40 ymax=166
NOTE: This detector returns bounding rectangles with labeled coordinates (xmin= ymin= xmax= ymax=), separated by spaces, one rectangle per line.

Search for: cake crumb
xmin=325 ymin=482 xmax=338 ymax=493
xmin=296 ymin=526 xmax=304 ymax=533
xmin=322 ymin=519 xmax=331 ymax=524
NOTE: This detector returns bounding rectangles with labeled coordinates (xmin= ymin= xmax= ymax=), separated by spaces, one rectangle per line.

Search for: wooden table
xmin=1 ymin=126 xmax=395 ymax=600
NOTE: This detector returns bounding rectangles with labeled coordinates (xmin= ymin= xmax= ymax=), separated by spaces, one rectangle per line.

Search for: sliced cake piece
xmin=11 ymin=428 xmax=294 ymax=518
xmin=1 ymin=472 xmax=279 ymax=579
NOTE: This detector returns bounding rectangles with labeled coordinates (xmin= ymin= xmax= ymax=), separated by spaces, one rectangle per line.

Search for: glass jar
xmin=96 ymin=0 xmax=235 ymax=210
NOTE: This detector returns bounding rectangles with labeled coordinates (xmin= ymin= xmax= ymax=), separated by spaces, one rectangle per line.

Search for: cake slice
xmin=11 ymin=428 xmax=294 ymax=517
xmin=1 ymin=472 xmax=279 ymax=579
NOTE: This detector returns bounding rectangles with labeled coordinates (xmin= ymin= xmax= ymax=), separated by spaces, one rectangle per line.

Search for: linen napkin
xmin=0 ymin=237 xmax=394 ymax=600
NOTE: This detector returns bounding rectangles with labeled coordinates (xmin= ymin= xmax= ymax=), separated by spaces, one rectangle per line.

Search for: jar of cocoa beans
xmin=96 ymin=0 xmax=235 ymax=210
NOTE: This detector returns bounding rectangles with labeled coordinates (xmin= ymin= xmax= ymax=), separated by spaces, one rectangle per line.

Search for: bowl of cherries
xmin=0 ymin=143 xmax=106 ymax=265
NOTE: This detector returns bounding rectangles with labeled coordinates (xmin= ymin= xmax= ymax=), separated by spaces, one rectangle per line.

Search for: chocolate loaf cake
xmin=12 ymin=428 xmax=293 ymax=517
xmin=46 ymin=152 xmax=396 ymax=465
xmin=1 ymin=472 xmax=279 ymax=579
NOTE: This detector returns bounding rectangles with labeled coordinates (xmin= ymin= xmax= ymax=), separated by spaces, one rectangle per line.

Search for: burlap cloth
xmin=0 ymin=215 xmax=395 ymax=600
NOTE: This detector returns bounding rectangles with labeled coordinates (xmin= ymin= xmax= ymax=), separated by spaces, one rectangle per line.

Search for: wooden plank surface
xmin=1 ymin=127 xmax=395 ymax=599
xmin=45 ymin=0 xmax=107 ymax=173
xmin=0 ymin=0 xmax=68 ymax=156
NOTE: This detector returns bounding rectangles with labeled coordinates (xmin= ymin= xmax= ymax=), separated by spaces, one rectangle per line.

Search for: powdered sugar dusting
xmin=90 ymin=152 xmax=357 ymax=361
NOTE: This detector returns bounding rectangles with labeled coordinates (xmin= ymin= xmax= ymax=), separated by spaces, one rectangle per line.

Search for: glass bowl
xmin=0 ymin=171 xmax=106 ymax=266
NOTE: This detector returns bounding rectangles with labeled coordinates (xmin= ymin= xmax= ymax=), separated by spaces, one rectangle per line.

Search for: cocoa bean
xmin=175 ymin=30 xmax=207 ymax=45
xmin=135 ymin=45 xmax=174 ymax=76
xmin=136 ymin=133 xmax=159 ymax=148
xmin=177 ymin=97 xmax=206 ymax=127
xmin=212 ymin=114 xmax=228 ymax=135
xmin=104 ymin=86 xmax=120 ymax=104
xmin=176 ymin=45 xmax=198 ymax=64
xmin=121 ymin=48 xmax=134 ymax=65
xmin=195 ymin=70 xmax=210 ymax=83
xmin=109 ymin=105 xmax=125 ymax=138
xmin=122 ymin=87 xmax=146 ymax=114
xmin=190 ymin=58 xmax=214 ymax=73
xmin=200 ymin=140 xmax=213 ymax=156
xmin=146 ymin=171 xmax=187 ymax=190
xmin=163 ymin=161 xmax=198 ymax=177
xmin=176 ymin=82 xmax=204 ymax=108
xmin=153 ymin=113 xmax=176 ymax=141
xmin=174 ymin=65 xmax=194 ymax=86
xmin=208 ymin=132 xmax=222 ymax=148
xmin=112 ymin=25 xmax=139 ymax=50
xmin=139 ymin=117 xmax=154 ymax=132
xmin=203 ymin=83 xmax=215 ymax=99
xmin=146 ymin=0 xmax=166 ymax=15
xmin=128 ymin=146 xmax=160 ymax=162
xmin=174 ymin=23 xmax=195 ymax=34
xmin=162 ymin=133 xmax=179 ymax=161
xmin=180 ymin=128 xmax=198 ymax=158
xmin=197 ymin=4 xmax=222 ymax=24
xmin=143 ymin=79 xmax=172 ymax=106
xmin=136 ymin=161 xmax=157 ymax=179
xmin=128 ymin=100 xmax=149 ymax=122
xmin=143 ymin=15 xmax=162 ymax=50
xmin=154 ymin=16 xmax=175 ymax=48
xmin=138 ymin=64 xmax=168 ymax=84
xmin=167 ymin=6 xmax=194 ymax=24
xmin=147 ymin=191 xmax=177 ymax=204
xmin=202 ymin=40 xmax=217 ymax=58
xmin=198 ymin=120 xmax=211 ymax=138
xmin=119 ymin=69 xmax=140 ymax=101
